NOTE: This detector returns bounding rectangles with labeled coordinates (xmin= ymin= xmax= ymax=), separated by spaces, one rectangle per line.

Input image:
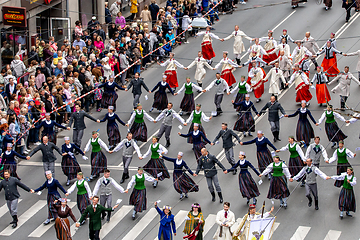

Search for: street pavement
xmin=1 ymin=1 xmax=360 ymax=239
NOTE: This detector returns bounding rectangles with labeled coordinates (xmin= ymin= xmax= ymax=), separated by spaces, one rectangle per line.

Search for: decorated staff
xmin=126 ymin=104 xmax=155 ymax=142
xmin=0 ymin=143 xmax=27 ymax=180
xmin=310 ymin=67 xmax=331 ymax=106
xmin=35 ymin=113 xmax=68 ymax=144
xmin=196 ymin=26 xmax=221 ymax=64
xmin=185 ymin=104 xmax=212 ymax=144
xmin=203 ymin=73 xmax=230 ymax=116
xmin=98 ymin=106 xmax=125 ymax=150
xmin=288 ymin=64 xmax=312 ymax=105
xmin=232 ymin=94 xmax=258 ymax=136
xmin=185 ymin=51 xmax=213 ymax=88
xmin=149 ymin=75 xmax=174 ymax=113
xmin=52 ymin=198 xmax=77 ymax=239
xmin=154 ymin=202 xmax=176 ymax=239
xmin=175 ymin=77 xmax=203 ymax=115
xmin=97 ymin=74 xmax=125 ymax=111
xmin=230 ymin=76 xmax=252 ymax=111
xmin=213 ymin=51 xmax=240 ymax=87
xmin=157 ymin=52 xmax=185 ymax=90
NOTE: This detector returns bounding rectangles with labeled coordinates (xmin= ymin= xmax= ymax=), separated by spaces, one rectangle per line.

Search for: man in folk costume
xmin=185 ymin=51 xmax=213 ymax=88
xmin=328 ymin=66 xmax=360 ymax=109
xmin=343 ymin=48 xmax=360 ymax=81
xmin=288 ymin=64 xmax=312 ymax=105
xmin=157 ymin=52 xmax=185 ymax=90
xmin=269 ymin=50 xmax=293 ymax=89
xmin=317 ymin=41 xmax=342 ymax=79
xmin=299 ymin=54 xmax=311 ymax=78
xmin=242 ymin=51 xmax=267 ymax=84
xmin=305 ymin=136 xmax=329 ymax=167
xmin=248 ymin=61 xmax=265 ymax=103
xmin=259 ymin=30 xmax=278 ymax=64
xmin=279 ymin=29 xmax=295 ymax=44
xmin=263 ymin=61 xmax=287 ymax=96
xmin=221 ymin=25 xmax=253 ymax=65
xmin=175 ymin=77 xmax=203 ymax=115
xmin=247 ymin=38 xmax=268 ymax=59
xmin=291 ymin=40 xmax=313 ymax=65
xmin=203 ymin=73 xmax=230 ymax=116
xmin=213 ymin=202 xmax=235 ymax=240
xmin=302 ymin=32 xmax=320 ymax=69
xmin=196 ymin=26 xmax=221 ymax=64
xmin=213 ymin=51 xmax=240 ymax=88
xmin=269 ymin=37 xmax=291 ymax=59
xmin=310 ymin=66 xmax=331 ymax=106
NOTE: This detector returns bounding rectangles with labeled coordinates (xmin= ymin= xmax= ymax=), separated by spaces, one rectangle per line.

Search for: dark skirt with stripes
xmin=54 ymin=217 xmax=71 ymax=240
xmin=152 ymin=92 xmax=168 ymax=110
xmin=107 ymin=124 xmax=121 ymax=146
xmin=193 ymin=142 xmax=206 ymax=161
xmin=267 ymin=175 xmax=290 ymax=199
xmin=239 ymin=171 xmax=260 ymax=199
xmin=90 ymin=151 xmax=107 ymax=176
xmin=130 ymin=122 xmax=147 ymax=142
xmin=257 ymin=150 xmax=273 ymax=173
xmin=173 ymin=172 xmax=199 ymax=194
xmin=289 ymin=156 xmax=305 ymax=177
xmin=325 ymin=122 xmax=347 ymax=143
xmin=180 ymin=93 xmax=195 ymax=113
xmin=339 ymin=188 xmax=356 ymax=212
xmin=77 ymin=193 xmax=90 ymax=214
xmin=130 ymin=188 xmax=147 ymax=212
xmin=61 ymin=155 xmax=82 ymax=180
xmin=48 ymin=193 xmax=61 ymax=219
xmin=233 ymin=112 xmax=255 ymax=132
xmin=0 ymin=164 xmax=20 ymax=180
xmin=101 ymin=92 xmax=118 ymax=110
xmin=295 ymin=119 xmax=314 ymax=145
xmin=42 ymin=132 xmax=56 ymax=145
xmin=234 ymin=93 xmax=246 ymax=111
xmin=187 ymin=123 xmax=206 ymax=144
xmin=335 ymin=162 xmax=352 ymax=187
xmin=143 ymin=158 xmax=170 ymax=181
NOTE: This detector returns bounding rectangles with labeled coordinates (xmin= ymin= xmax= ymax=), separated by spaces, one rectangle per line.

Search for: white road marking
xmin=153 ymin=210 xmax=188 ymax=240
xmin=203 ymin=214 xmax=217 ymax=237
xmin=272 ymin=10 xmax=296 ymax=31
xmin=324 ymin=230 xmax=341 ymax=240
xmin=0 ymin=199 xmax=22 ymax=219
xmin=290 ymin=226 xmax=311 ymax=240
xmin=99 ymin=205 xmax=133 ymax=239
xmin=121 ymin=207 xmax=157 ymax=240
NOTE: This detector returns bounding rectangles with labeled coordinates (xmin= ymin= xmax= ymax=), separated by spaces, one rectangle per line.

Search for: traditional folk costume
xmin=269 ymin=55 xmax=292 ymax=82
xmin=36 ymin=119 xmax=67 ymax=144
xmin=263 ymin=66 xmax=286 ymax=95
xmin=183 ymin=210 xmax=205 ymax=240
xmin=223 ymin=29 xmax=252 ymax=64
xmin=302 ymin=36 xmax=320 ymax=67
xmin=151 ymin=81 xmax=174 ymax=111
xmin=269 ymin=42 xmax=291 ymax=59
xmin=299 ymin=57 xmax=311 ymax=78
xmin=318 ymin=110 xmax=347 ymax=143
xmin=259 ymin=101 xmax=286 ymax=142
xmin=100 ymin=111 xmax=125 ymax=147
xmin=155 ymin=108 xmax=185 ymax=147
xmin=242 ymin=55 xmax=267 ymax=83
xmin=98 ymin=81 xmax=125 ymax=111
xmin=247 ymin=43 xmax=267 ymax=58
xmin=232 ymin=99 xmax=258 ymax=134
xmin=261 ymin=161 xmax=291 ymax=207
xmin=61 ymin=142 xmax=86 ymax=182
xmin=259 ymin=34 xmax=278 ymax=63
xmin=197 ymin=30 xmax=220 ymax=60
xmin=204 ymin=77 xmax=230 ymax=115
xmin=331 ymin=172 xmax=356 ymax=217
xmin=127 ymin=109 xmax=155 ymax=142
xmin=344 ymin=49 xmax=360 ymax=79
xmin=317 ymin=47 xmax=342 ymax=78
xmin=186 ymin=57 xmax=213 ymax=86
xmin=213 ymin=209 xmax=235 ymax=240
xmin=66 ymin=178 xmax=92 ymax=215
xmin=0 ymin=149 xmax=26 ymax=180
xmin=160 ymin=58 xmax=185 ymax=88
xmin=287 ymin=107 xmax=317 ymax=146
xmin=155 ymin=205 xmax=176 ymax=240
xmin=279 ymin=32 xmax=295 ymax=44
xmin=305 ymin=142 xmax=328 ymax=167
xmin=328 ymin=147 xmax=355 ymax=187
xmin=142 ymin=142 xmax=170 ymax=185
xmin=278 ymin=142 xmax=306 ymax=178
xmin=291 ymin=45 xmax=312 ymax=65
xmin=288 ymin=70 xmax=312 ymax=103
xmin=53 ymin=201 xmax=77 ymax=240
xmin=177 ymin=82 xmax=203 ymax=113
xmin=214 ymin=56 xmax=240 ymax=86
xmin=230 ymin=80 xmax=252 ymax=111
xmin=248 ymin=66 xmax=265 ymax=100
xmin=311 ymin=71 xmax=331 ymax=104
xmin=84 ymin=136 xmax=110 ymax=178
xmin=185 ymin=109 xmax=211 ymax=143
xmin=180 ymin=128 xmax=211 ymax=160
xmin=163 ymin=155 xmax=199 ymax=198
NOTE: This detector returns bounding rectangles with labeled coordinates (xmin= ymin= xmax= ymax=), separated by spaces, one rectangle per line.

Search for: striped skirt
xmin=180 ymin=93 xmax=195 ymax=113
xmin=107 ymin=124 xmax=121 ymax=146
xmin=289 ymin=156 xmax=305 ymax=177
xmin=257 ymin=150 xmax=273 ymax=173
xmin=101 ymin=92 xmax=118 ymax=110
xmin=295 ymin=119 xmax=314 ymax=145
xmin=42 ymin=132 xmax=57 ymax=145
xmin=55 ymin=217 xmax=72 ymax=240
xmin=143 ymin=158 xmax=170 ymax=181
xmin=193 ymin=142 xmax=206 ymax=161
xmin=130 ymin=122 xmax=147 ymax=142
xmin=0 ymin=163 xmax=20 ymax=180
xmin=152 ymin=92 xmax=168 ymax=110
xmin=61 ymin=155 xmax=82 ymax=180
xmin=335 ymin=162 xmax=352 ymax=187
xmin=234 ymin=93 xmax=245 ymax=111
xmin=267 ymin=175 xmax=290 ymax=199
xmin=77 ymin=193 xmax=90 ymax=214
xmin=187 ymin=123 xmax=206 ymax=144
xmin=239 ymin=171 xmax=260 ymax=199
xmin=130 ymin=188 xmax=147 ymax=212
xmin=173 ymin=172 xmax=199 ymax=194
xmin=325 ymin=122 xmax=347 ymax=143
xmin=339 ymin=188 xmax=356 ymax=212
xmin=233 ymin=112 xmax=255 ymax=132
xmin=48 ymin=193 xmax=61 ymax=219
xmin=90 ymin=151 xmax=107 ymax=176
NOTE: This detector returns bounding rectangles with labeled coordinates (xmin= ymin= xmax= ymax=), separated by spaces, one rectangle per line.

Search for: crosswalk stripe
xmin=0 ymin=200 xmax=47 ymax=236
xmin=99 ymin=205 xmax=133 ymax=239
xmin=153 ymin=210 xmax=188 ymax=240
xmin=28 ymin=202 xmax=76 ymax=238
xmin=0 ymin=199 xmax=22 ymax=219
xmin=203 ymin=214 xmax=217 ymax=237
xmin=122 ymin=208 xmax=157 ymax=240
xmin=324 ymin=230 xmax=341 ymax=240
xmin=290 ymin=226 xmax=311 ymax=240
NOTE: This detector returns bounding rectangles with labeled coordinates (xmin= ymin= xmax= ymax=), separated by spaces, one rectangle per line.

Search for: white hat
xmin=64 ymin=137 xmax=70 ymax=141
xmin=194 ymin=123 xmax=199 ymax=127
xmin=257 ymin=130 xmax=263 ymax=134
xmin=45 ymin=113 xmax=50 ymax=116
xmin=45 ymin=170 xmax=52 ymax=175
xmin=301 ymin=100 xmax=306 ymax=104
xmin=239 ymin=151 xmax=246 ymax=156
xmin=178 ymin=152 xmax=183 ymax=156
xmin=223 ymin=51 xmax=228 ymax=54
xmin=162 ymin=75 xmax=167 ymax=79
xmin=7 ymin=143 xmax=12 ymax=148
xmin=108 ymin=106 xmax=114 ymax=110
xmin=245 ymin=94 xmax=250 ymax=98
xmin=92 ymin=16 xmax=96 ymax=20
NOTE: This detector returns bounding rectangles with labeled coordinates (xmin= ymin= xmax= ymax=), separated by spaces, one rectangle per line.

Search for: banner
xmin=2 ymin=6 xmax=27 ymax=27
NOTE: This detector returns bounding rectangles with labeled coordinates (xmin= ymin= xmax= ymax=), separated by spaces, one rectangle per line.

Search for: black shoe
xmin=101 ymin=213 xmax=106 ymax=220
xmin=273 ymin=137 xmax=277 ymax=143
xmin=248 ymin=132 xmax=252 ymax=136
xmin=236 ymin=58 xmax=241 ymax=65
xmin=315 ymin=199 xmax=319 ymax=210
xmin=153 ymin=180 xmax=158 ymax=188
xmin=120 ymin=173 xmax=126 ymax=184
xmin=331 ymin=142 xmax=336 ymax=148
xmin=300 ymin=181 xmax=305 ymax=187
xmin=106 ymin=215 xmax=111 ymax=222
xmin=165 ymin=140 xmax=170 ymax=148
xmin=211 ymin=192 xmax=216 ymax=202
xmin=346 ymin=211 xmax=353 ymax=217
xmin=256 ymin=98 xmax=261 ymax=103
xmin=12 ymin=222 xmax=17 ymax=228
xmin=246 ymin=199 xmax=250 ymax=205
xmin=80 ymin=220 xmax=86 ymax=225
xmin=233 ymin=168 xmax=237 ymax=175
xmin=132 ymin=214 xmax=136 ymax=220
xmin=218 ymin=192 xmax=223 ymax=203
xmin=307 ymin=196 xmax=312 ymax=207
xmin=199 ymin=83 xmax=203 ymax=88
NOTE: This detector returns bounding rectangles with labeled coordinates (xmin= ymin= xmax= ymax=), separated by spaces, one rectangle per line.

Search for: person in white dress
xmin=247 ymin=38 xmax=268 ymax=58
xmin=196 ymin=26 xmax=221 ymax=64
xmin=262 ymin=61 xmax=287 ymax=96
xmin=269 ymin=50 xmax=293 ymax=86
xmin=213 ymin=202 xmax=235 ymax=240
xmin=291 ymin=41 xmax=313 ymax=65
xmin=157 ymin=52 xmax=185 ymax=90
xmin=288 ymin=64 xmax=312 ymax=105
xmin=185 ymin=51 xmax=213 ymax=88
xmin=213 ymin=51 xmax=240 ymax=87
xmin=248 ymin=61 xmax=265 ymax=102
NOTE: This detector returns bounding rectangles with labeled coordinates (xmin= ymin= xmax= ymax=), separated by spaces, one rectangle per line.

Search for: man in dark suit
xmin=27 ymin=136 xmax=62 ymax=178
xmin=194 ymin=148 xmax=226 ymax=203
xmin=5 ymin=77 xmax=16 ymax=102
xmin=211 ymin=122 xmax=241 ymax=175
xmin=258 ymin=95 xmax=286 ymax=142
xmin=76 ymin=195 xmax=119 ymax=240
xmin=0 ymin=170 xmax=34 ymax=228
xmin=67 ymin=103 xmax=99 ymax=151
xmin=125 ymin=72 xmax=151 ymax=109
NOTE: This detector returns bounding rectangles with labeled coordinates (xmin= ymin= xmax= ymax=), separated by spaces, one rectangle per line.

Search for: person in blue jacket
xmin=97 ymin=75 xmax=125 ymax=111
xmin=154 ymin=201 xmax=176 ymax=240
xmin=0 ymin=143 xmax=27 ymax=180
xmin=150 ymin=75 xmax=174 ymax=112
xmin=35 ymin=113 xmax=68 ymax=144
xmin=98 ymin=106 xmax=125 ymax=150
xmin=1 ymin=124 xmax=14 ymax=153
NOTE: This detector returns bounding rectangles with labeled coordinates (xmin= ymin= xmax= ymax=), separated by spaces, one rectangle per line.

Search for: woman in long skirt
xmin=175 ymin=78 xmax=203 ymax=115
xmin=150 ymin=75 xmax=174 ymax=112
xmin=0 ymin=143 xmax=27 ymax=180
xmin=183 ymin=203 xmax=205 ymax=240
xmin=36 ymin=113 xmax=68 ymax=144
xmin=317 ymin=105 xmax=348 ymax=148
xmin=230 ymin=76 xmax=252 ymax=111
xmin=141 ymin=136 xmax=169 ymax=188
xmin=184 ymin=104 xmax=212 ymax=144
xmin=225 ymin=151 xmax=260 ymax=205
xmin=52 ymin=198 xmax=77 ymax=240
xmin=83 ymin=131 xmax=110 ymax=180
xmin=163 ymin=153 xmax=199 ymax=199
xmin=125 ymin=167 xmax=157 ymax=220
xmin=288 ymin=64 xmax=312 ymax=104
xmin=285 ymin=100 xmax=317 ymax=146
xmin=98 ymin=75 xmax=125 ymax=111
xmin=232 ymin=94 xmax=258 ymax=136
xmin=277 ymin=136 xmax=306 ymax=186
xmin=310 ymin=67 xmax=331 ymax=106
xmin=99 ymin=106 xmax=125 ymax=149
xmin=327 ymin=140 xmax=355 ymax=187
xmin=126 ymin=104 xmax=155 ymax=142
xmin=316 ymin=41 xmax=342 ymax=79
xmin=329 ymin=167 xmax=356 ymax=219
xmin=154 ymin=202 xmax=176 ymax=240
xmin=260 ymin=156 xmax=291 ymax=208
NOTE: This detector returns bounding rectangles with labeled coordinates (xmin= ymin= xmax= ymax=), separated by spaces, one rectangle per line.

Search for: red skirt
xmin=221 ymin=69 xmax=236 ymax=86
xmin=252 ymin=80 xmax=264 ymax=99
xmin=295 ymin=83 xmax=312 ymax=102
xmin=247 ymin=68 xmax=266 ymax=84
xmin=164 ymin=70 xmax=178 ymax=88
xmin=321 ymin=56 xmax=340 ymax=77
xmin=201 ymin=41 xmax=215 ymax=60
xmin=315 ymin=83 xmax=331 ymax=104
xmin=263 ymin=49 xmax=278 ymax=64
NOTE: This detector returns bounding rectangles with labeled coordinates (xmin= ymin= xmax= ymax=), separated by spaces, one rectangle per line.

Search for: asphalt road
xmin=2 ymin=1 xmax=360 ymax=239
